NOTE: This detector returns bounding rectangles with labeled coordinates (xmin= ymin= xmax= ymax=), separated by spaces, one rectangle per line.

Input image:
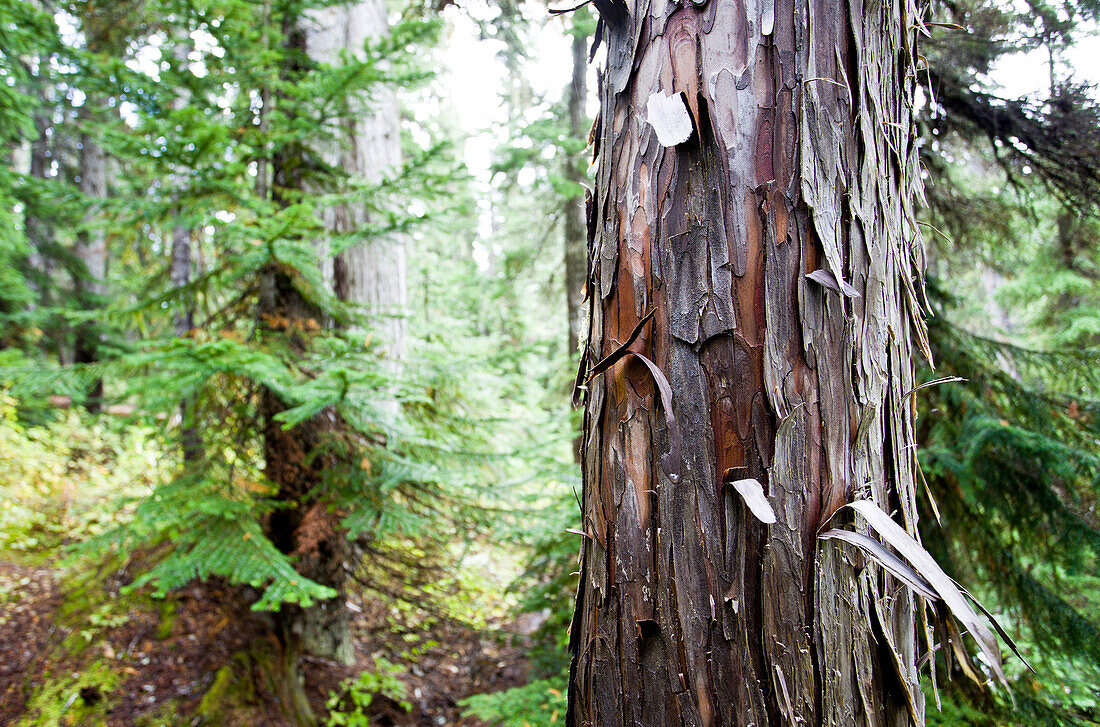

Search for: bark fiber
xmin=568 ymin=0 xmax=930 ymax=724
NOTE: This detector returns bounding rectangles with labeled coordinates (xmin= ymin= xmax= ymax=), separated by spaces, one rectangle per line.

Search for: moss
xmin=55 ymin=553 xmax=154 ymax=656
xmin=56 ymin=553 xmax=125 ymax=622
xmin=194 ymin=652 xmax=261 ymax=725
xmin=15 ymin=661 xmax=120 ymax=727
xmin=132 ymin=700 xmax=186 ymax=727
xmin=155 ymin=598 xmax=177 ymax=641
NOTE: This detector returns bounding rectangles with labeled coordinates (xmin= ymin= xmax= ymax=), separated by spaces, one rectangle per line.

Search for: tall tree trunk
xmin=250 ymin=14 xmax=357 ymax=724
xmin=170 ymin=221 xmax=201 ymax=462
xmin=568 ymin=0 xmax=929 ymax=724
xmin=74 ymin=115 xmax=108 ymax=410
xmin=307 ymin=0 xmax=406 ymax=362
xmin=170 ymin=38 xmax=201 ymax=462
xmin=257 ymin=0 xmax=409 ymax=676
xmin=565 ymin=16 xmax=590 ymax=463
xmin=26 ymin=91 xmax=55 ymax=312
xmin=255 ymin=4 xmax=411 ymax=703
xmin=564 ymin=17 xmax=589 ymax=358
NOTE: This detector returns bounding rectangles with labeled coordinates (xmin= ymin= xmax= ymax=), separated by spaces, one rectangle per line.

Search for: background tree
xmin=911 ymin=1 xmax=1100 ymax=723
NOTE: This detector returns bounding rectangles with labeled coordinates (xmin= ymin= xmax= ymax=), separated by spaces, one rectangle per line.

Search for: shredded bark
xmin=568 ymin=0 xmax=930 ymax=723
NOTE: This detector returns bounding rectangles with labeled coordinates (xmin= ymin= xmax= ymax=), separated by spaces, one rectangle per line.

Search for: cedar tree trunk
xmin=568 ymin=0 xmax=931 ymax=724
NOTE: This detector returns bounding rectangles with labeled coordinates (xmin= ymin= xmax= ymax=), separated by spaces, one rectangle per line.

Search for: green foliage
xmin=459 ymin=675 xmax=567 ymax=727
xmin=914 ymin=3 xmax=1100 ymax=720
xmin=0 ymin=389 xmax=164 ymax=556
xmin=1 ymin=0 xmax=490 ymax=616
xmin=325 ymin=656 xmax=411 ymax=725
xmin=0 ymin=0 xmax=63 ymax=349
xmin=918 ymin=290 xmax=1100 ymax=722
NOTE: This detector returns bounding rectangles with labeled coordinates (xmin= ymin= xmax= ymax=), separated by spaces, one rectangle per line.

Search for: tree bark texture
xmin=27 ymin=100 xmax=54 ymax=306
xmin=568 ymin=0 xmax=930 ymax=724
xmin=75 ymin=129 xmax=107 ymax=297
xmin=305 ymin=1 xmax=406 ymax=361
xmin=170 ymin=38 xmax=202 ymax=463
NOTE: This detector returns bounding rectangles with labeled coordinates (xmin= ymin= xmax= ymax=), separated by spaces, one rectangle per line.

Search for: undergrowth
xmin=0 ymin=390 xmax=165 ymax=558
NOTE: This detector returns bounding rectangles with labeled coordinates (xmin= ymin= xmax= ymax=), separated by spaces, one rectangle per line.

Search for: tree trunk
xmin=74 ymin=117 xmax=108 ymax=410
xmin=169 ymin=37 xmax=201 ymax=463
xmin=256 ymin=0 xmax=408 ymax=675
xmin=255 ymin=2 xmax=407 ymax=685
xmin=306 ymin=0 xmax=406 ymax=362
xmin=27 ymin=102 xmax=54 ymax=307
xmin=564 ymin=18 xmax=589 ymax=358
xmin=567 ymin=0 xmax=930 ymax=724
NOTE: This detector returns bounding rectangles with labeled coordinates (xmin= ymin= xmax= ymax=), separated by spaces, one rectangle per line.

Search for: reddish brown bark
xmin=568 ymin=0 xmax=930 ymax=724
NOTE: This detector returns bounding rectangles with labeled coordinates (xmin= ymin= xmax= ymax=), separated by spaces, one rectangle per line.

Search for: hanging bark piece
xmin=842 ymin=499 xmax=1008 ymax=688
xmin=729 ymin=477 xmax=776 ymax=525
xmin=585 ymin=307 xmax=656 ymax=381
xmin=647 ymin=91 xmax=695 ymax=147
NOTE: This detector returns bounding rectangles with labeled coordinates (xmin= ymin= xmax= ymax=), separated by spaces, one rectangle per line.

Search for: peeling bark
xmin=568 ymin=0 xmax=930 ymax=723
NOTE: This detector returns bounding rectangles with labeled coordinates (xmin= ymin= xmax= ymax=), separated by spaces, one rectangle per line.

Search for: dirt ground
xmin=0 ymin=559 xmax=532 ymax=726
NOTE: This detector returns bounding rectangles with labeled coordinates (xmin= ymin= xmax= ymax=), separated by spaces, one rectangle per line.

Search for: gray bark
xmin=73 ymin=111 xmax=108 ymax=408
xmin=306 ymin=1 xmax=406 ymax=362
xmin=564 ymin=20 xmax=589 ymax=357
xmin=568 ymin=0 xmax=930 ymax=723
xmin=27 ymin=101 xmax=54 ymax=306
xmin=75 ymin=127 xmax=108 ymax=298
xmin=169 ymin=37 xmax=201 ymax=462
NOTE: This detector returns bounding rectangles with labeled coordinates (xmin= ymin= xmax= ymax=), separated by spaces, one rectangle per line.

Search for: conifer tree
xmin=47 ymin=2 xmax=465 ymax=721
xmin=914 ymin=1 xmax=1100 ymax=722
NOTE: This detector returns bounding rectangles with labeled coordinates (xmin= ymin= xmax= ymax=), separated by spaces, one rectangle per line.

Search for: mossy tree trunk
xmin=255 ymin=2 xmax=409 ymax=721
xmin=251 ymin=10 xmax=356 ymax=725
xmin=568 ymin=0 xmax=931 ymax=724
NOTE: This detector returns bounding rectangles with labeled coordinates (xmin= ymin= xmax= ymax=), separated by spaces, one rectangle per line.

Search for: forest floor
xmin=0 ymin=409 xmax=556 ymax=725
xmin=0 ymin=551 xmax=536 ymax=726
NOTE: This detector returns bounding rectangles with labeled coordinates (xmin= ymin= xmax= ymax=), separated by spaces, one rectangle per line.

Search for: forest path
xmin=0 ymin=560 xmax=62 ymax=724
xmin=0 ymin=555 xmax=531 ymax=726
